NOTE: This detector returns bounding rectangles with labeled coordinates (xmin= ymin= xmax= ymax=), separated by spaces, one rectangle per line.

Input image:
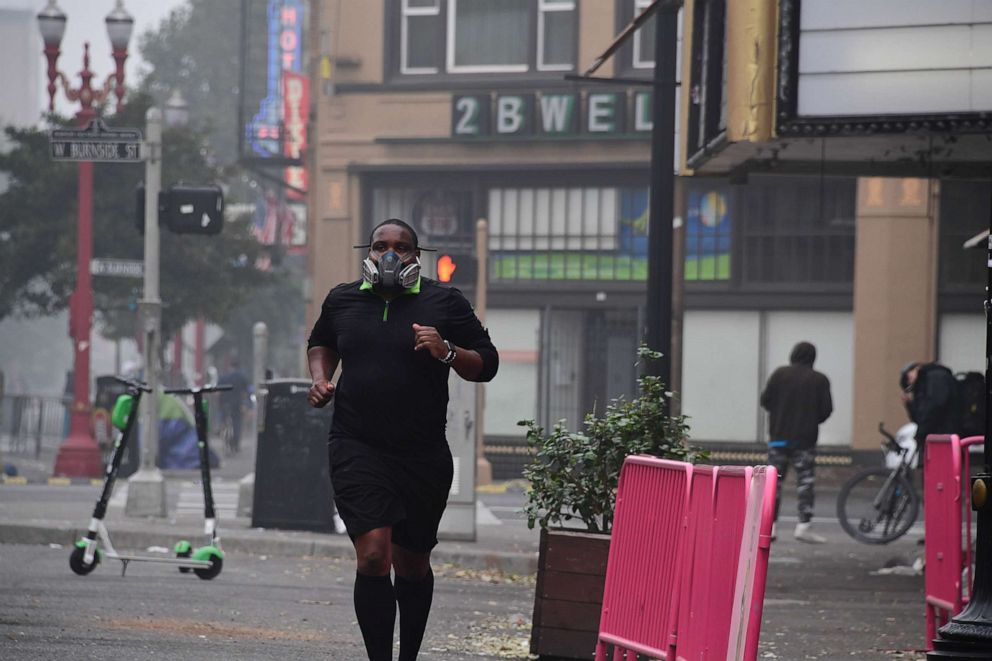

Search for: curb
xmin=0 ymin=521 xmax=539 ymax=576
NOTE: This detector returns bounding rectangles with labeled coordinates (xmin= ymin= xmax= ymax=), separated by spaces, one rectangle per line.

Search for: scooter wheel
xmin=69 ymin=546 xmax=99 ymax=576
xmin=176 ymin=547 xmax=192 ymax=573
xmin=193 ymin=554 xmax=223 ymax=581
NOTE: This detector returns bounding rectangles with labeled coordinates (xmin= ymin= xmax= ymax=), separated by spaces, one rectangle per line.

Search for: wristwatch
xmin=439 ymin=340 xmax=457 ymax=365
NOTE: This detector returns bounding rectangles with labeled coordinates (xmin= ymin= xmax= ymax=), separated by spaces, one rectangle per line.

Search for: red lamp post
xmin=38 ymin=0 xmax=134 ymax=477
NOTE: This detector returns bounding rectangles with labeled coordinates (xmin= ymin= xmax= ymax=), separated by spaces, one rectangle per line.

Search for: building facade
xmin=307 ymin=0 xmax=990 ymax=464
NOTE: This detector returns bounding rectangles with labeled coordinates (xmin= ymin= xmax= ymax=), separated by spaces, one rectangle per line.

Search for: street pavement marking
xmin=176 ymin=480 xmax=239 ymax=519
xmin=47 ymin=477 xmax=72 ymax=486
xmin=2 ymin=475 xmax=28 ymax=485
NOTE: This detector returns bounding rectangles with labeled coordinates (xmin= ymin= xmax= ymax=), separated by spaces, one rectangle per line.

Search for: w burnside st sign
xmin=50 ymin=119 xmax=142 ymax=163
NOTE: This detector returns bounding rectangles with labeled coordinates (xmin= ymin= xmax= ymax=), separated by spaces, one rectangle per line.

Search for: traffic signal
xmin=161 ymin=184 xmax=224 ymax=235
xmin=435 ymin=253 xmax=476 ymax=286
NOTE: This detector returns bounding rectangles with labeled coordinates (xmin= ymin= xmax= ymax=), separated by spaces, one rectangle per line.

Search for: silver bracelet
xmin=440 ymin=340 xmax=456 ymax=365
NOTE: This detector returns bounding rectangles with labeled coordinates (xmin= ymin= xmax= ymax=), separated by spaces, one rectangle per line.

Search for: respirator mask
xmin=362 ymin=250 xmax=421 ymax=292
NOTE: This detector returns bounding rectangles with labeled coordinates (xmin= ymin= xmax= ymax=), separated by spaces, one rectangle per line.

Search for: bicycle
xmin=836 ymin=422 xmax=920 ymax=544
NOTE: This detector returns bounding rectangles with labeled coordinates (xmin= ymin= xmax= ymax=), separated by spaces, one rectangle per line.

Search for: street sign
xmin=50 ymin=119 xmax=143 ymax=163
xmin=90 ymin=258 xmax=144 ymax=279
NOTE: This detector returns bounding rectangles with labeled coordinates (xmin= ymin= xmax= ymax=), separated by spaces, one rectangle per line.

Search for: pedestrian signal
xmin=434 ymin=253 xmax=476 ymax=286
xmin=161 ymin=184 xmax=224 ymax=235
xmin=437 ymin=255 xmax=457 ymax=282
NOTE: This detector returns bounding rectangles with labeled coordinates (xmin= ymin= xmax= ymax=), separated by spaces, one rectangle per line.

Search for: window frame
xmin=392 ymin=0 xmax=578 ymax=79
xmin=536 ymin=0 xmax=578 ymax=73
xmin=400 ymin=0 xmax=442 ymax=74
xmin=631 ymin=0 xmax=655 ymax=70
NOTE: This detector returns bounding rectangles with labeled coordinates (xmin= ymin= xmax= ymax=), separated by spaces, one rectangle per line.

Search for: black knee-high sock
xmin=354 ymin=572 xmax=396 ymax=661
xmin=394 ymin=568 xmax=434 ymax=661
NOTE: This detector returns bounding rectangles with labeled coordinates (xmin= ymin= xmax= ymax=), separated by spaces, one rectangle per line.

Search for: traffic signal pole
xmin=644 ymin=5 xmax=678 ymax=384
xmin=126 ymin=107 xmax=166 ymax=517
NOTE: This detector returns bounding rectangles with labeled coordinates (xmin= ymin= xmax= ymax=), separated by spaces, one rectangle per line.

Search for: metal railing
xmin=0 ymin=394 xmax=70 ymax=458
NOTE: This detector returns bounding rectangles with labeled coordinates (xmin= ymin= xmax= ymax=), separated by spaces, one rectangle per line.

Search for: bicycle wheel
xmin=837 ymin=467 xmax=919 ymax=544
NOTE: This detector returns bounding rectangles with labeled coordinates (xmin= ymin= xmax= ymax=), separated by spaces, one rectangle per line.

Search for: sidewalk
xmin=0 ymin=432 xmax=540 ymax=576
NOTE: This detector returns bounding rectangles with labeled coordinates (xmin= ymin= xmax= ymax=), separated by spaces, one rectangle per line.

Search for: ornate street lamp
xmin=39 ymin=0 xmax=134 ymax=477
xmin=163 ymin=89 xmax=190 ymax=128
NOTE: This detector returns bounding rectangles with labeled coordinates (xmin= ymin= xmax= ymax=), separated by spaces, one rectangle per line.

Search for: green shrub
xmin=521 ymin=347 xmax=701 ymax=533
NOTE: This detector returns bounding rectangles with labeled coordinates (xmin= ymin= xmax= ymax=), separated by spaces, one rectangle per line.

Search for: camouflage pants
xmin=768 ymin=445 xmax=816 ymax=524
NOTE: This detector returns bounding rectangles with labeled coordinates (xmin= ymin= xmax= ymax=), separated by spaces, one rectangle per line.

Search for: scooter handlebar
xmin=112 ymin=376 xmax=152 ymax=392
xmin=164 ymin=384 xmax=233 ymax=395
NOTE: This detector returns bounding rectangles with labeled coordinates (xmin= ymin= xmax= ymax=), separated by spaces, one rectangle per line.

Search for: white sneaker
xmin=794 ymin=522 xmax=826 ymax=544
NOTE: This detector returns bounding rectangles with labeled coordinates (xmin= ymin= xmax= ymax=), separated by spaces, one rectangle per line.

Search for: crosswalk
xmin=107 ymin=479 xmax=241 ymax=519
xmin=175 ymin=480 xmax=240 ymax=519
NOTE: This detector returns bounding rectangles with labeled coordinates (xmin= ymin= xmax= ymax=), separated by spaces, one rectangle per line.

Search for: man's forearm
xmin=450 ymin=345 xmax=484 ymax=381
xmin=308 ymin=346 xmax=338 ymax=382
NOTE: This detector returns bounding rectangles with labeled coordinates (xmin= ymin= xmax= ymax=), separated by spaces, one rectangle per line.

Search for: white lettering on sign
xmin=70 ymin=142 xmax=119 ymax=159
xmin=497 ymin=97 xmax=524 ymax=134
xmin=180 ymin=204 xmax=194 ymax=214
xmin=634 ymin=92 xmax=653 ymax=131
xmin=588 ymin=94 xmax=616 ymax=132
xmin=539 ymin=95 xmax=573 ymax=133
xmin=454 ymin=97 xmax=481 ymax=135
xmin=90 ymin=259 xmax=144 ymax=278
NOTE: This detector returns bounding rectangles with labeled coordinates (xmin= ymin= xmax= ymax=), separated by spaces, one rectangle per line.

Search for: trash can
xmin=251 ymin=379 xmax=336 ymax=532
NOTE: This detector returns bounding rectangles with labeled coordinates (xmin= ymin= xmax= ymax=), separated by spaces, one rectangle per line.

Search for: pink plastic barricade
xmin=595 ymin=456 xmax=777 ymax=661
xmin=596 ymin=457 xmax=692 ymax=659
xmin=924 ymin=434 xmax=982 ymax=648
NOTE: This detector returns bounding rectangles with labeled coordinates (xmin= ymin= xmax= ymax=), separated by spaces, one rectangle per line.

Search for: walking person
xmin=761 ymin=341 xmax=833 ymax=543
xmin=217 ymin=358 xmax=249 ymax=454
xmin=307 ymin=218 xmax=499 ymax=660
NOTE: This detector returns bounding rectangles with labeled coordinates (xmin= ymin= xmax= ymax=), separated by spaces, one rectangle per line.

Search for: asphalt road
xmin=0 ymin=480 xmax=933 ymax=660
xmin=0 ymin=544 xmax=535 ymax=661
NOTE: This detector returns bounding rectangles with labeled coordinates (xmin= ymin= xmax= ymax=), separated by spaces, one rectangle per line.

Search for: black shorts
xmin=328 ymin=436 xmax=454 ymax=553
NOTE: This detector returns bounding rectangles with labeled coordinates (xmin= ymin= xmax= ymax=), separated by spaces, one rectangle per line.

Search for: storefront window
xmin=939 ymin=179 xmax=990 ymax=294
xmin=685 ymin=184 xmax=731 ymax=281
xmin=488 ymin=186 xmax=647 ymax=280
xmin=736 ymin=175 xmax=855 ymax=287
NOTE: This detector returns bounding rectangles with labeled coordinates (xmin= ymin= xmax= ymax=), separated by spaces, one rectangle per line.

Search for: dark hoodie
xmin=760 ymin=342 xmax=834 ymax=449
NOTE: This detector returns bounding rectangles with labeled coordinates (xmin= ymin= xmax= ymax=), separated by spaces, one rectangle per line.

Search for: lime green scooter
xmin=69 ymin=377 xmax=230 ymax=580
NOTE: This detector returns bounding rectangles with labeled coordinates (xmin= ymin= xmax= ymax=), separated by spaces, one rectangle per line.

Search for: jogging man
xmin=307 ymin=218 xmax=499 ymax=660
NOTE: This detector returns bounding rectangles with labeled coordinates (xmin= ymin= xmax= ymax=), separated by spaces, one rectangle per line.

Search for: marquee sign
xmin=452 ymin=90 xmax=654 ymax=138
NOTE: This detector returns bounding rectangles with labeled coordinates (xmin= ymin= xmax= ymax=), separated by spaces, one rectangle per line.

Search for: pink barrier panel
xmin=595 ymin=457 xmax=777 ymax=661
xmin=596 ymin=457 xmax=692 ymax=660
xmin=675 ymin=466 xmax=749 ymax=660
xmin=924 ymin=434 xmax=982 ymax=648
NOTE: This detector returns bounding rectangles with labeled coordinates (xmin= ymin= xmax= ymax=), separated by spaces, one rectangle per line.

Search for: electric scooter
xmin=69 ymin=377 xmax=231 ymax=580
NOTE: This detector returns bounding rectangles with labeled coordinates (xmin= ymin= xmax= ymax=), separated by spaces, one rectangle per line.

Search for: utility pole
xmin=644 ymin=5 xmax=679 ymax=385
xmin=126 ymin=107 xmax=165 ymax=517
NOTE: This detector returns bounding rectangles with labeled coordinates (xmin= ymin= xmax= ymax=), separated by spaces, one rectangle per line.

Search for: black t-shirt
xmin=307 ymin=278 xmax=498 ymax=454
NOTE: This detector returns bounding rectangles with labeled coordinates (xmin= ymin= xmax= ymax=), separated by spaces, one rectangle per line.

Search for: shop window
xmin=685 ymin=183 xmax=731 ymax=281
xmin=939 ymin=179 xmax=990 ymax=294
xmin=736 ymin=175 xmax=856 ymax=288
xmin=488 ymin=186 xmax=653 ymax=281
xmin=371 ymin=188 xmax=475 ymax=252
xmin=398 ymin=0 xmax=576 ymax=75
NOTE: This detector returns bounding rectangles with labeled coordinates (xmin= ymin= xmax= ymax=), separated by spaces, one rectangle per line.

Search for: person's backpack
xmin=956 ymin=371 xmax=986 ymax=438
